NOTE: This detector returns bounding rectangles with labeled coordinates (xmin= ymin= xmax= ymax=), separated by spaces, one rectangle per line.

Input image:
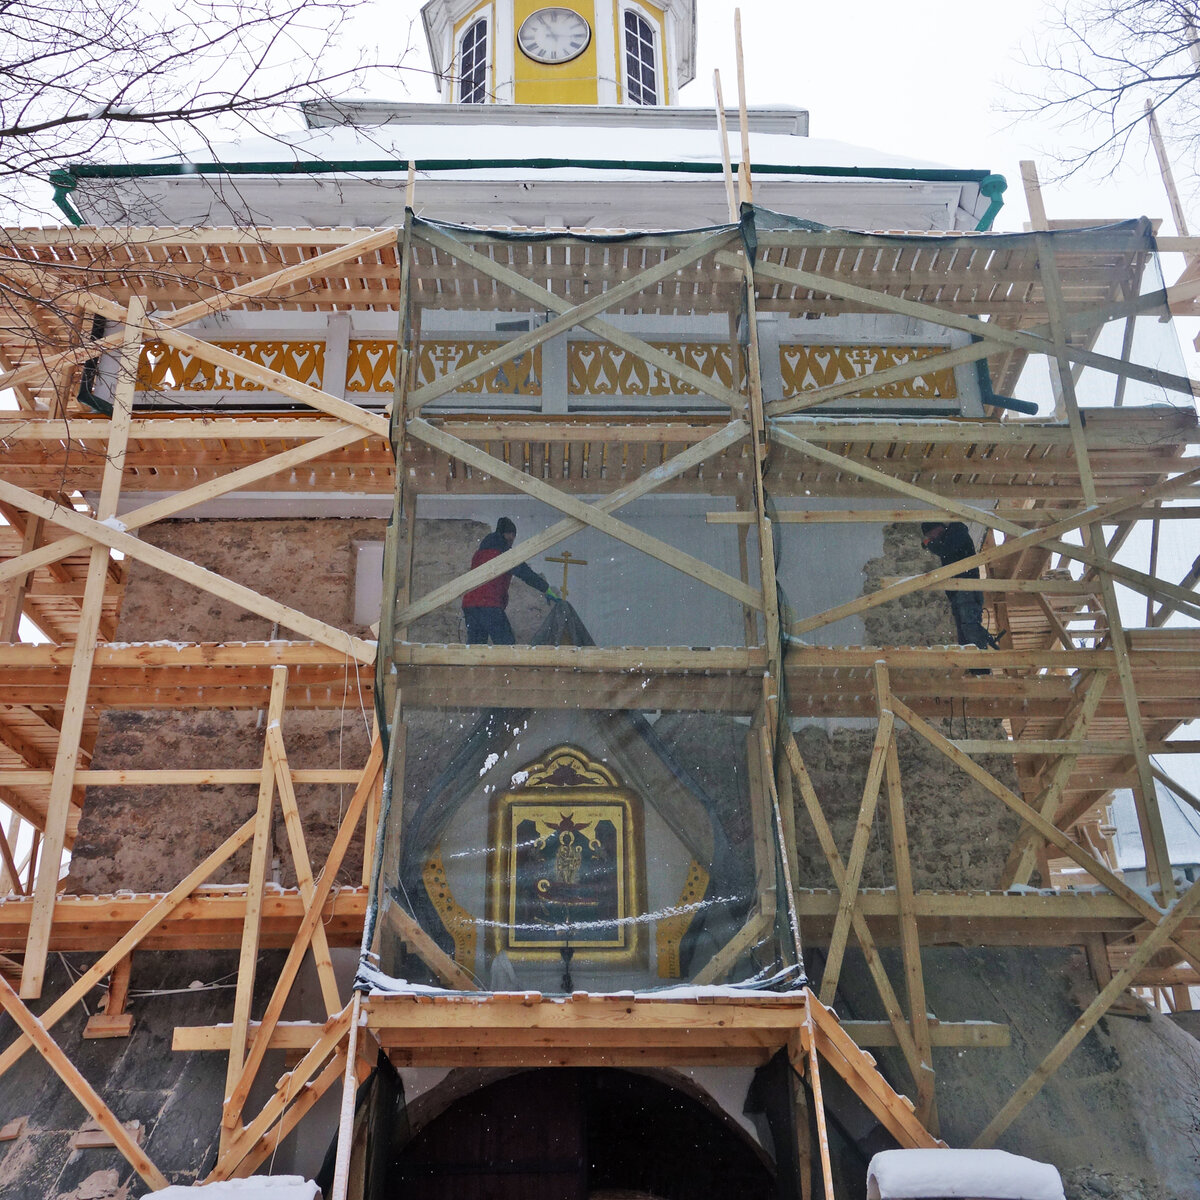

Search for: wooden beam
xmin=221 ymin=669 xmax=285 ymax=1145
xmin=1000 ymin=670 xmax=1111 ymax=887
xmin=150 ymin=325 xmax=388 ymax=440
xmin=743 ymin=252 xmax=1199 ymax=401
xmin=1037 ymin=226 xmax=1174 ymax=901
xmin=783 ymin=732 xmax=924 ymax=1080
xmin=396 ymin=419 xmax=750 ymax=625
xmin=174 ymin=1016 xmax=1008 ymax=1052
xmin=407 ymin=418 xmax=762 ymax=610
xmin=208 ymin=1004 xmax=354 ymax=1182
xmin=407 ymin=225 xmax=742 ymax=411
xmin=20 ymin=297 xmax=143 ymax=999
xmin=0 ymin=974 xmax=169 ymax=1189
xmin=235 ymin=1050 xmax=348 ymax=1179
xmin=223 ymin=743 xmax=380 ymax=1130
xmin=875 ymin=663 xmax=936 ymax=1129
xmin=0 ymin=480 xmax=376 ymax=663
xmin=0 ymin=227 xmax=399 ymax=394
xmin=796 ymin=1022 xmax=835 ymax=1200
xmin=0 ymin=513 xmax=41 ymax=642
xmin=0 ymin=423 xmax=372 ymax=586
xmin=973 ymin=878 xmax=1200 ymax=1148
xmin=889 ymin=695 xmax=1200 ymax=974
xmin=819 ymin=708 xmax=895 ymax=1004
xmin=772 ymin=423 xmax=1200 ymax=624
xmin=805 ymin=992 xmax=942 ymax=1150
xmin=267 ymin=712 xmax=341 ymax=1017
xmin=789 ymin=466 xmax=1200 ymax=637
xmin=329 ymin=990 xmax=363 ymax=1200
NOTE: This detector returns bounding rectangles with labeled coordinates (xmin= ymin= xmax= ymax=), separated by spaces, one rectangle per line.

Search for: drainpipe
xmin=49 ymin=171 xmax=84 ymax=226
xmin=974 ymin=174 xmax=1008 ymax=232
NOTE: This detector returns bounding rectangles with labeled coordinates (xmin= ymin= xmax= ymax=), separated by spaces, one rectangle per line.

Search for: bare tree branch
xmin=1008 ymin=0 xmax=1200 ymax=179
xmin=0 ymin=0 xmax=418 ymax=217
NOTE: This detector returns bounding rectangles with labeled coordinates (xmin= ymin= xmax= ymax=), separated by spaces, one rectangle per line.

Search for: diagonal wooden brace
xmin=397 ymin=418 xmax=751 ymax=625
xmin=0 ymin=478 xmax=375 ymax=663
xmin=408 ymin=418 xmax=763 ymax=610
xmin=411 ymin=224 xmax=746 ymax=410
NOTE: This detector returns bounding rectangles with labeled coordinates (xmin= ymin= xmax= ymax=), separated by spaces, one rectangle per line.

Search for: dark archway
xmin=389 ymin=1067 xmax=775 ymax=1200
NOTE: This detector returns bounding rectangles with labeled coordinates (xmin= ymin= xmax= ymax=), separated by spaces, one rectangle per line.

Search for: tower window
xmin=457 ymin=17 xmax=488 ymax=104
xmin=623 ymin=9 xmax=658 ymax=106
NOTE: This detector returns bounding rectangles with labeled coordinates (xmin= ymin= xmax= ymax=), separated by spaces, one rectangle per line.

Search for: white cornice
xmin=301 ymin=100 xmax=808 ymax=135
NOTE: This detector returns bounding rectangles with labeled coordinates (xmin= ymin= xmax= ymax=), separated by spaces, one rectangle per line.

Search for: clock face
xmin=517 ymin=7 xmax=592 ymax=64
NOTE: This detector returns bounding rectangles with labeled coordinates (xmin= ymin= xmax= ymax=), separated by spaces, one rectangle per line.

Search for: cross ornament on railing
xmin=546 ymin=549 xmax=588 ymax=598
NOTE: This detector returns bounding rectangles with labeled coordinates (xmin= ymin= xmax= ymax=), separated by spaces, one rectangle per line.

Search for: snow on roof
xmin=149 ymin=112 xmax=970 ymax=178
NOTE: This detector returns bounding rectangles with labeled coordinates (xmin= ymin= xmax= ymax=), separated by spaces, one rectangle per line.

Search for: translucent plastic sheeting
xmin=1006 ymin=223 xmax=1193 ymax=415
xmin=363 ymin=507 xmax=801 ymax=996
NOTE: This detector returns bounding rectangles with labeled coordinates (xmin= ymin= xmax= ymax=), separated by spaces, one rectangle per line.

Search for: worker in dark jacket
xmin=920 ymin=522 xmax=1001 ymax=656
xmin=462 ymin=517 xmax=560 ymax=644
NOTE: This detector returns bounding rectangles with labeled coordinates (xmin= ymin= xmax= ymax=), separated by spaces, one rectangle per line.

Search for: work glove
xmin=545 ymin=586 xmax=562 ymax=603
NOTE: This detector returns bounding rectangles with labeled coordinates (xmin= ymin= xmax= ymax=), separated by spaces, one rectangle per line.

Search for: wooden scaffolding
xmin=0 ymin=204 xmax=1198 ymax=1190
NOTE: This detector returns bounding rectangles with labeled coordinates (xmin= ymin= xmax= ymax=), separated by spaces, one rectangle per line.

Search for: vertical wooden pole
xmin=0 ymin=514 xmax=41 ymax=642
xmin=875 ymin=663 xmax=937 ymax=1131
xmin=791 ymin=1062 xmax=814 ymax=1200
xmin=1145 ymin=101 xmax=1190 ymax=237
xmin=221 ymin=667 xmax=287 ymax=1145
xmin=784 ymin=733 xmax=925 ymax=1083
xmin=733 ymin=9 xmax=753 ymax=206
xmin=1001 ymin=669 xmax=1111 ymax=888
xmin=21 ymin=296 xmax=144 ymax=999
xmin=24 ymin=830 xmax=39 ymax=896
xmin=361 ymin=712 xmax=383 ymax=888
xmin=268 ymin=692 xmax=342 ymax=1017
xmin=802 ymin=1015 xmax=835 ymax=1200
xmin=1037 ymin=226 xmax=1176 ymax=902
xmin=329 ymin=990 xmax=364 ymax=1200
xmin=0 ymin=818 xmax=22 ymax=896
xmin=713 ymin=70 xmax=739 ymax=223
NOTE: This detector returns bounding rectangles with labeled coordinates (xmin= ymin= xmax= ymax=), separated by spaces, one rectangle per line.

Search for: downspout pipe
xmin=972 ymin=337 xmax=1039 ymax=415
xmin=974 ymin=174 xmax=1007 ymax=232
xmin=49 ymin=171 xmax=85 ymax=226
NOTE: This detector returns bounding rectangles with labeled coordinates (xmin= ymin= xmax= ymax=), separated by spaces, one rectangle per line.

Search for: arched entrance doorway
xmin=391 ymin=1068 xmax=775 ymax=1199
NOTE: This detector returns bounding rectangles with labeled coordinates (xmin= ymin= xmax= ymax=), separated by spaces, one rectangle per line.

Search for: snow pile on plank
xmin=154 ymin=1178 xmax=321 ymax=1199
xmin=867 ymin=1149 xmax=1064 ymax=1200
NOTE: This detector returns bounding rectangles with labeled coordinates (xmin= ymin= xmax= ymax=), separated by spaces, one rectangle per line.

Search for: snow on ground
xmin=154 ymin=1179 xmax=320 ymax=1198
xmin=867 ymin=1149 xmax=1064 ymax=1200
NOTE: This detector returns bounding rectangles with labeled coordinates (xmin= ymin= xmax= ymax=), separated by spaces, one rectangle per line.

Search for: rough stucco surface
xmin=68 ymin=517 xmax=382 ymax=893
xmin=840 ymin=946 xmax=1200 ymax=1200
xmin=788 ymin=521 xmax=1022 ymax=892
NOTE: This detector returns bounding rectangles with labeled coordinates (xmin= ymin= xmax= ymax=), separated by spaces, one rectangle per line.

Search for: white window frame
xmin=456 ymin=13 xmax=490 ymax=104
xmin=620 ymin=3 xmax=662 ymax=107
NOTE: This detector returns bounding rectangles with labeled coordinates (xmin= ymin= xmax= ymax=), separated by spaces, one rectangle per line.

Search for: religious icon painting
xmin=488 ymin=745 xmax=644 ymax=965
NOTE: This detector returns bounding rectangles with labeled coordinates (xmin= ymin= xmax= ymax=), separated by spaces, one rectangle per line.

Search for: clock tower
xmin=421 ymin=0 xmax=696 ymax=106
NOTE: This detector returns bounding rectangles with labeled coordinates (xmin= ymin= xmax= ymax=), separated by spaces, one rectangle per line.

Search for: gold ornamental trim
xmin=779 ymin=343 xmax=958 ymax=400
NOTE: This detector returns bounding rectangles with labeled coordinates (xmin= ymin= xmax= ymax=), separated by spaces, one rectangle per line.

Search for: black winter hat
xmin=920 ymin=522 xmax=944 ymax=535
xmin=496 ymin=517 xmax=517 ymax=537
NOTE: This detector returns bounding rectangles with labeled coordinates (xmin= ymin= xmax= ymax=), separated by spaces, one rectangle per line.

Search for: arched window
xmin=622 ymin=8 xmax=659 ymax=106
xmin=457 ymin=17 xmax=488 ymax=104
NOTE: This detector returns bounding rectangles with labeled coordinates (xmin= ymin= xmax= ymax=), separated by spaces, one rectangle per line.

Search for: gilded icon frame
xmin=486 ymin=746 xmax=645 ymax=966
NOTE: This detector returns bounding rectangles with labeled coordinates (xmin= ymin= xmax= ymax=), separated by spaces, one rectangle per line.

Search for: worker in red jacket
xmin=461 ymin=517 xmax=560 ymax=644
